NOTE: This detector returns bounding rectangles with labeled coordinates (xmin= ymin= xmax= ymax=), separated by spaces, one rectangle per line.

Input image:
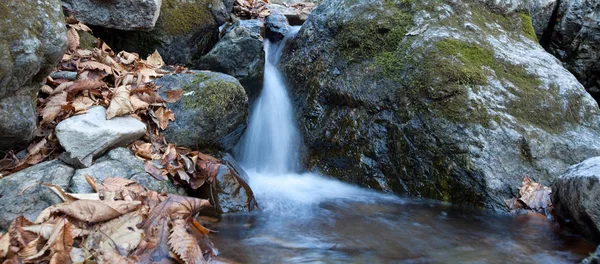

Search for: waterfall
xmin=235 ymin=27 xmax=301 ymax=174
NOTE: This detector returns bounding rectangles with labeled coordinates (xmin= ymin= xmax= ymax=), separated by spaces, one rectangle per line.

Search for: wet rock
xmin=56 ymin=106 xmax=146 ymax=168
xmin=549 ymin=0 xmax=600 ymax=101
xmin=552 ymin=157 xmax=600 ymax=241
xmin=199 ymin=20 xmax=265 ymax=100
xmin=267 ymin=4 xmax=312 ymax=25
xmin=582 ymin=245 xmax=600 ymax=264
xmin=211 ymin=153 xmax=257 ymax=213
xmin=281 ymin=0 xmax=600 ymax=209
xmin=266 ymin=13 xmax=291 ymax=41
xmin=70 ymin=148 xmax=185 ymax=195
xmin=0 ymin=160 xmax=74 ymax=231
xmin=154 ymin=71 xmax=248 ymax=151
xmin=91 ymin=0 xmax=231 ymax=66
xmin=61 ymin=0 xmax=161 ymax=30
xmin=0 ymin=0 xmax=67 ymax=152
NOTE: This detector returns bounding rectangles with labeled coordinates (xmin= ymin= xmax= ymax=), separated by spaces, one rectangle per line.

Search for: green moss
xmin=337 ymin=0 xmax=414 ymax=61
xmin=182 ymin=74 xmax=244 ymax=117
xmin=160 ymin=0 xmax=215 ymax=36
xmin=519 ymin=13 xmax=538 ymax=42
xmin=79 ymin=31 xmax=98 ymax=50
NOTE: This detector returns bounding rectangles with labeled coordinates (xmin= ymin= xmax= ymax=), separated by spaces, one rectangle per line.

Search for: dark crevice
xmin=540 ymin=0 xmax=561 ymax=50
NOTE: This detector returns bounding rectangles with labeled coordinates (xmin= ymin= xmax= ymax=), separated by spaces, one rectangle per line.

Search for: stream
xmin=212 ymin=27 xmax=595 ymax=263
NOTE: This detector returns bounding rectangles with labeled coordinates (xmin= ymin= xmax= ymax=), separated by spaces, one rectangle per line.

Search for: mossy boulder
xmin=0 ymin=0 xmax=67 ymax=151
xmin=154 ymin=71 xmax=248 ymax=151
xmin=198 ymin=20 xmax=265 ymax=101
xmin=281 ymin=0 xmax=600 ymax=210
xmin=92 ymin=0 xmax=234 ymax=66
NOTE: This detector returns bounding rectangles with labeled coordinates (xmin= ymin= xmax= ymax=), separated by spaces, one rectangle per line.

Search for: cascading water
xmin=216 ymin=27 xmax=592 ymax=263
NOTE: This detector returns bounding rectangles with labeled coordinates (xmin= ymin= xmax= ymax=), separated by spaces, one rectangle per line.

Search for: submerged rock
xmin=199 ymin=20 xmax=265 ymax=100
xmin=0 ymin=160 xmax=74 ymax=231
xmin=155 ymin=71 xmax=248 ymax=151
xmin=0 ymin=0 xmax=67 ymax=152
xmin=70 ymin=148 xmax=185 ymax=195
xmin=62 ymin=0 xmax=161 ymax=30
xmin=281 ymin=0 xmax=600 ymax=209
xmin=552 ymin=157 xmax=600 ymax=241
xmin=56 ymin=106 xmax=146 ymax=168
xmin=92 ymin=0 xmax=233 ymax=66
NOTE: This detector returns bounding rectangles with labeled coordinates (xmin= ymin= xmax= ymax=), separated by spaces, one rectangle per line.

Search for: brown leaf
xmin=145 ymin=50 xmax=165 ymax=68
xmin=155 ymin=107 xmax=175 ymax=130
xmin=88 ymin=212 xmax=143 ymax=255
xmin=41 ymin=91 xmax=68 ymax=124
xmin=145 ymin=161 xmax=166 ymax=181
xmin=164 ymin=89 xmax=183 ymax=103
xmin=129 ymin=94 xmax=150 ymax=112
xmin=0 ymin=232 xmax=9 ymax=259
xmin=66 ymin=79 xmax=105 ymax=93
xmin=36 ymin=200 xmax=141 ymax=224
xmin=67 ymin=27 xmax=79 ymax=52
xmin=106 ymin=86 xmax=134 ymax=119
xmin=27 ymin=138 xmax=47 ymax=156
xmin=72 ymin=96 xmax=95 ymax=113
xmin=133 ymin=142 xmax=159 ymax=160
xmin=79 ymin=61 xmax=112 ymax=75
xmin=118 ymin=51 xmax=139 ymax=65
xmin=168 ymin=219 xmax=204 ymax=264
xmin=40 ymin=85 xmax=54 ymax=95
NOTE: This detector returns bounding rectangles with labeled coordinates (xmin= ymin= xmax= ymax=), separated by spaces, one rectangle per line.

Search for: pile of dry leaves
xmin=233 ymin=0 xmax=271 ymax=19
xmin=0 ymin=20 xmax=227 ymax=193
xmin=506 ymin=176 xmax=553 ymax=216
xmin=0 ymin=176 xmax=216 ymax=263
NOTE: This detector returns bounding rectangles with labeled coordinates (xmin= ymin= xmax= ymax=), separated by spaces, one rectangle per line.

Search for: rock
xmin=552 ymin=157 xmax=600 ymax=241
xmin=154 ymin=71 xmax=248 ymax=151
xmin=211 ymin=153 xmax=257 ymax=213
xmin=62 ymin=0 xmax=161 ymax=31
xmin=271 ymin=0 xmax=322 ymax=4
xmin=281 ymin=0 xmax=600 ymax=209
xmin=70 ymin=148 xmax=185 ymax=195
xmin=548 ymin=0 xmax=600 ymax=101
xmin=527 ymin=0 xmax=558 ymax=41
xmin=266 ymin=13 xmax=291 ymax=41
xmin=91 ymin=0 xmax=232 ymax=66
xmin=267 ymin=4 xmax=311 ymax=25
xmin=0 ymin=160 xmax=74 ymax=231
xmin=55 ymin=106 xmax=146 ymax=168
xmin=199 ymin=20 xmax=265 ymax=100
xmin=0 ymin=0 xmax=67 ymax=152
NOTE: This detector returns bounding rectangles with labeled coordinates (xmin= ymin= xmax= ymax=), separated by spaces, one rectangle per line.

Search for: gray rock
xmin=552 ymin=157 xmax=600 ymax=241
xmin=582 ymin=244 xmax=600 ymax=264
xmin=281 ymin=0 xmax=600 ymax=210
xmin=0 ymin=94 xmax=36 ymax=151
xmin=199 ymin=20 xmax=265 ymax=100
xmin=549 ymin=0 xmax=600 ymax=101
xmin=92 ymin=0 xmax=231 ymax=66
xmin=0 ymin=160 xmax=74 ymax=231
xmin=56 ymin=106 xmax=146 ymax=168
xmin=0 ymin=0 xmax=67 ymax=152
xmin=266 ymin=13 xmax=291 ymax=41
xmin=154 ymin=71 xmax=248 ymax=151
xmin=212 ymin=153 xmax=257 ymax=213
xmin=527 ymin=0 xmax=558 ymax=40
xmin=62 ymin=0 xmax=161 ymax=31
xmin=267 ymin=4 xmax=311 ymax=25
xmin=70 ymin=148 xmax=185 ymax=195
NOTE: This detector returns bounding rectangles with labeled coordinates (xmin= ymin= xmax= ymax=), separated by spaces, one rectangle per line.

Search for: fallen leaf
xmin=155 ymin=107 xmax=175 ymax=130
xmin=145 ymin=50 xmax=165 ymax=68
xmin=72 ymin=96 xmax=95 ymax=112
xmin=40 ymin=85 xmax=54 ymax=95
xmin=79 ymin=61 xmax=112 ymax=75
xmin=41 ymin=91 xmax=68 ymax=124
xmin=164 ymin=89 xmax=183 ymax=103
xmin=36 ymin=200 xmax=141 ymax=224
xmin=66 ymin=79 xmax=105 ymax=93
xmin=129 ymin=94 xmax=150 ymax=112
xmin=27 ymin=139 xmax=47 ymax=156
xmin=145 ymin=161 xmax=166 ymax=181
xmin=0 ymin=232 xmax=9 ymax=259
xmin=106 ymin=86 xmax=134 ymax=119
xmin=168 ymin=219 xmax=204 ymax=264
xmin=88 ymin=212 xmax=143 ymax=255
xmin=67 ymin=28 xmax=79 ymax=52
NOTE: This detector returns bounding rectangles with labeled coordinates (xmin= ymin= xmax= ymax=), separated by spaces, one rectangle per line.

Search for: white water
xmin=234 ymin=27 xmax=394 ymax=214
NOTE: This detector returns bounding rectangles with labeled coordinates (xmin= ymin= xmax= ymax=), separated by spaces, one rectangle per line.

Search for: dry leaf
xmin=89 ymin=212 xmax=143 ymax=255
xmin=155 ymin=107 xmax=175 ymax=130
xmin=79 ymin=61 xmax=112 ymax=75
xmin=41 ymin=91 xmax=68 ymax=124
xmin=145 ymin=50 xmax=165 ymax=68
xmin=168 ymin=219 xmax=204 ymax=264
xmin=36 ymin=200 xmax=141 ymax=224
xmin=129 ymin=94 xmax=150 ymax=112
xmin=145 ymin=161 xmax=166 ymax=181
xmin=0 ymin=232 xmax=9 ymax=259
xmin=27 ymin=139 xmax=47 ymax=156
xmin=72 ymin=96 xmax=95 ymax=112
xmin=66 ymin=79 xmax=105 ymax=93
xmin=106 ymin=86 xmax=134 ymax=119
xmin=164 ymin=89 xmax=183 ymax=103
xmin=40 ymin=85 xmax=54 ymax=95
xmin=67 ymin=27 xmax=79 ymax=52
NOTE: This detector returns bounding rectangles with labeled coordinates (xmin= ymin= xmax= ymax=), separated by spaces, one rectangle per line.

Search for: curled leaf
xmin=106 ymin=86 xmax=134 ymax=119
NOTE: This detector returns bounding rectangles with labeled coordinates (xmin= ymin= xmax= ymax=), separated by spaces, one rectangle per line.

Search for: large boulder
xmin=0 ymin=0 xmax=67 ymax=152
xmin=281 ymin=0 xmax=600 ymax=209
xmin=199 ymin=20 xmax=265 ymax=100
xmin=56 ymin=106 xmax=147 ymax=168
xmin=0 ymin=160 xmax=74 ymax=231
xmin=70 ymin=148 xmax=185 ymax=195
xmin=92 ymin=0 xmax=233 ymax=66
xmin=155 ymin=71 xmax=248 ymax=151
xmin=548 ymin=0 xmax=600 ymax=101
xmin=552 ymin=157 xmax=600 ymax=241
xmin=62 ymin=0 xmax=161 ymax=31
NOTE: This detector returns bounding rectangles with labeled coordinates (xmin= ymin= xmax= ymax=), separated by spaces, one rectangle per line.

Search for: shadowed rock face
xmin=0 ymin=0 xmax=67 ymax=152
xmin=281 ymin=0 xmax=600 ymax=210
